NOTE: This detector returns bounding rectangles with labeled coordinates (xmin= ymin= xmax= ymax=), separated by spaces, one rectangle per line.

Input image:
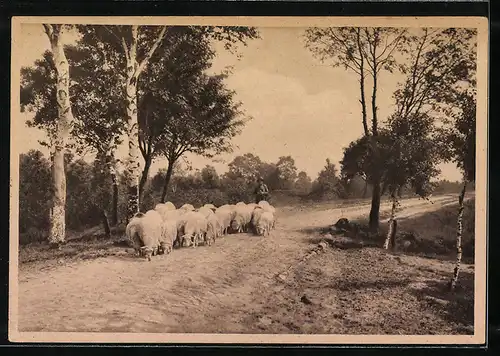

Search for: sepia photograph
xmin=9 ymin=16 xmax=487 ymax=344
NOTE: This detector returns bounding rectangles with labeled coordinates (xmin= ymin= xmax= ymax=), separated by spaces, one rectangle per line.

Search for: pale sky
xmin=14 ymin=24 xmax=464 ymax=181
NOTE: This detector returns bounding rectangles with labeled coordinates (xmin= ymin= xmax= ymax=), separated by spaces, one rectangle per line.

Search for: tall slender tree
xmin=21 ymin=36 xmax=127 ymax=228
xmin=444 ymin=90 xmax=476 ymax=290
xmin=42 ymin=24 xmax=74 ymax=247
xmin=304 ymin=27 xmax=408 ymax=232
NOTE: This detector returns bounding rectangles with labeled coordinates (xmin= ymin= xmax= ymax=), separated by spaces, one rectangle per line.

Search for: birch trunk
xmin=111 ymin=169 xmax=119 ymax=227
xmin=449 ymin=181 xmax=468 ymax=291
xmin=125 ymin=27 xmax=141 ymax=222
xmin=104 ymin=149 xmax=118 ymax=227
xmin=123 ymin=25 xmax=167 ymax=222
xmin=383 ymin=193 xmax=398 ymax=250
xmin=44 ymin=24 xmax=73 ymax=247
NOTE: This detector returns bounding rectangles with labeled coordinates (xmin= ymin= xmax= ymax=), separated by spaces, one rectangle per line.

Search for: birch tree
xmin=21 ymin=37 xmax=126 ymax=229
xmin=444 ymin=90 xmax=476 ymax=290
xmin=42 ymin=24 xmax=74 ymax=247
xmin=390 ymin=28 xmax=476 ymax=253
xmin=79 ymin=25 xmax=258 ymax=221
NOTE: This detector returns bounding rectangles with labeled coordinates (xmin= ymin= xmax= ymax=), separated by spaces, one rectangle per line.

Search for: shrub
xmin=20 ymin=227 xmax=49 ymax=245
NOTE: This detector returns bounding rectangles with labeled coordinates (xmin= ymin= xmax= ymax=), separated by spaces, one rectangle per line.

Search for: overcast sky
xmin=15 ymin=24 xmax=464 ymax=181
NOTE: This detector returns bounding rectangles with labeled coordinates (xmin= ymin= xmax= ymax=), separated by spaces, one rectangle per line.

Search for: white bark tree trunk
xmin=124 ymin=26 xmax=141 ymax=221
xmin=449 ymin=181 xmax=468 ymax=290
xmin=44 ymin=24 xmax=73 ymax=247
xmin=121 ymin=25 xmax=167 ymax=222
xmin=383 ymin=193 xmax=398 ymax=250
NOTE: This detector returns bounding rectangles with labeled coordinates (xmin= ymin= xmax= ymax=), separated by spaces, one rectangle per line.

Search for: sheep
xmin=258 ymin=200 xmax=270 ymax=208
xmin=203 ymin=203 xmax=217 ymax=212
xmin=215 ymin=207 xmax=233 ymax=235
xmin=180 ymin=211 xmax=208 ymax=248
xmin=255 ymin=211 xmax=275 ymax=237
xmin=157 ymin=208 xmax=182 ymax=222
xmin=231 ymin=204 xmax=253 ymax=233
xmin=179 ymin=203 xmax=195 ymax=212
xmin=259 ymin=203 xmax=276 ymax=228
xmin=196 ymin=206 xmax=215 ymax=219
xmin=164 ymin=201 xmax=176 ymax=210
xmin=247 ymin=203 xmax=259 ymax=209
xmin=158 ymin=219 xmax=177 ymax=255
xmin=230 ymin=213 xmax=246 ymax=234
xmin=155 ymin=201 xmax=176 ymax=212
xmin=217 ymin=204 xmax=237 ymax=220
xmin=125 ymin=210 xmax=162 ymax=261
xmin=250 ymin=206 xmax=266 ymax=232
xmin=205 ymin=214 xmax=221 ymax=245
xmin=235 ymin=202 xmax=246 ymax=207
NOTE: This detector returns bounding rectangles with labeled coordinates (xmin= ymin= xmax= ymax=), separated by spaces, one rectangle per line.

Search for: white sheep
xmin=230 ymin=213 xmax=246 ymax=233
xmin=205 ymin=214 xmax=221 ymax=245
xmin=215 ymin=207 xmax=233 ymax=235
xmin=180 ymin=211 xmax=208 ymax=248
xmin=158 ymin=219 xmax=177 ymax=255
xmin=125 ymin=210 xmax=162 ymax=261
xmin=250 ymin=206 xmax=266 ymax=232
xmin=155 ymin=201 xmax=176 ymax=212
xmin=203 ymin=203 xmax=217 ymax=211
xmin=217 ymin=204 xmax=237 ymax=219
xmin=235 ymin=202 xmax=246 ymax=207
xmin=157 ymin=208 xmax=182 ymax=222
xmin=179 ymin=203 xmax=195 ymax=212
xmin=248 ymin=203 xmax=259 ymax=209
xmin=260 ymin=203 xmax=276 ymax=228
xmin=231 ymin=204 xmax=253 ymax=233
xmin=196 ymin=206 xmax=215 ymax=219
xmin=255 ymin=211 xmax=275 ymax=237
xmin=258 ymin=200 xmax=270 ymax=208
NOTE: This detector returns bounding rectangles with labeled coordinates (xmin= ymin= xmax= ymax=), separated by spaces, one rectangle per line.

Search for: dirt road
xmin=17 ymin=195 xmax=460 ymax=333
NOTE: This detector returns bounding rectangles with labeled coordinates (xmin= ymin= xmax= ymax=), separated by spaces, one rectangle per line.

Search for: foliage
xmin=274 ymin=156 xmax=298 ymax=190
xmin=65 ymin=158 xmax=101 ymax=230
xmin=311 ymin=159 xmax=345 ymax=198
xmin=201 ymin=165 xmax=221 ymax=189
xmin=20 ymin=51 xmax=59 ymax=148
xmin=304 ymin=27 xmax=408 ymax=136
xmin=393 ymin=28 xmax=477 ymax=121
xmin=19 ymin=150 xmax=53 ymax=234
xmin=341 ymin=112 xmax=441 ymax=201
xmin=294 ymin=171 xmax=313 ymax=196
xmin=441 ymin=90 xmax=476 ymax=182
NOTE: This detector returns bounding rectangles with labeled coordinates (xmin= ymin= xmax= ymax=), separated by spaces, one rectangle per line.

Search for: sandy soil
xmin=17 ymin=194 xmax=473 ymax=334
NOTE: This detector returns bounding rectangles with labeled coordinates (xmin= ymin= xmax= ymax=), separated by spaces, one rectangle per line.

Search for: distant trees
xmin=312 ymin=159 xmax=344 ymax=199
xmin=274 ymin=156 xmax=298 ymax=190
xmin=305 ymin=27 xmax=477 ymax=234
xmin=201 ymin=165 xmax=221 ymax=189
xmin=19 ymin=150 xmax=53 ymax=237
xmin=294 ymin=171 xmax=313 ymax=196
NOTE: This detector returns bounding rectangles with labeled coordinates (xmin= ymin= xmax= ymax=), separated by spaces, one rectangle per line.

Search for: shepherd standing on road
xmin=254 ymin=177 xmax=269 ymax=204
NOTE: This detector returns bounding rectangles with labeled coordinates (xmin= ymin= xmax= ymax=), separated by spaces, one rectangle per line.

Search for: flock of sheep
xmin=125 ymin=200 xmax=277 ymax=261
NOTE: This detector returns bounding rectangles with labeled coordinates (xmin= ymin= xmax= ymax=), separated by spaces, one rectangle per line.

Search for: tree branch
xmin=42 ymin=24 xmax=53 ymax=41
xmin=137 ymin=26 xmax=168 ymax=75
